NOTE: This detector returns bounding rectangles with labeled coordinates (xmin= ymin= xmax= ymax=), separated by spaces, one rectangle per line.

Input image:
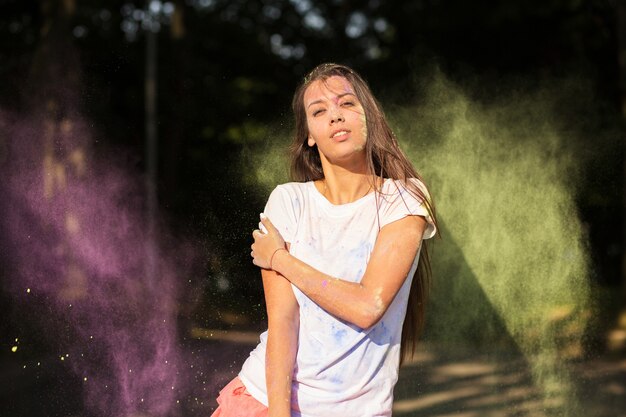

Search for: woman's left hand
xmin=251 ymin=214 xmax=286 ymax=269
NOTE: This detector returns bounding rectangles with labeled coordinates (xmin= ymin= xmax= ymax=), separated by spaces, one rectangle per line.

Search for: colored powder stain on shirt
xmin=347 ymin=241 xmax=371 ymax=263
xmin=369 ymin=321 xmax=392 ymax=347
xmin=380 ymin=321 xmax=388 ymax=335
xmin=333 ymin=328 xmax=348 ymax=344
xmin=329 ymin=374 xmax=343 ymax=385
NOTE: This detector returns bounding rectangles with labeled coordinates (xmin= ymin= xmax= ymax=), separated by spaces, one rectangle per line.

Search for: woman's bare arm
xmin=262 ymin=256 xmax=299 ymax=417
xmin=253 ymin=216 xmax=426 ymax=329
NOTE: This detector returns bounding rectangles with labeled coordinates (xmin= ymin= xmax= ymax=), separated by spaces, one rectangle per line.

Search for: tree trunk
xmin=161 ymin=0 xmax=189 ymax=208
xmin=618 ymin=2 xmax=626 ymax=296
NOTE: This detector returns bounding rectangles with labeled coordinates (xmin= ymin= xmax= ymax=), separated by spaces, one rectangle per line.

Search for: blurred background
xmin=0 ymin=0 xmax=625 ymax=416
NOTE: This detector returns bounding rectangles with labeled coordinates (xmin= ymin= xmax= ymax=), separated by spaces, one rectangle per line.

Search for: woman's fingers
xmin=259 ymin=213 xmax=269 ymax=233
xmin=260 ymin=216 xmax=285 ymax=247
xmin=260 ymin=214 xmax=277 ymax=233
xmin=250 ymin=239 xmax=268 ymax=269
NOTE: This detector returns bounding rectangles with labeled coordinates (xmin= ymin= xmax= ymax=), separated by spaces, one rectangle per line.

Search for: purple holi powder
xmin=0 ymin=109 xmax=201 ymax=416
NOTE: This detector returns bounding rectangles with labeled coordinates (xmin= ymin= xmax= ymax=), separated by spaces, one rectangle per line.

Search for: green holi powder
xmin=240 ymin=125 xmax=290 ymax=192
xmin=355 ymin=111 xmax=367 ymax=152
xmin=245 ymin=72 xmax=593 ymax=415
xmin=396 ymin=73 xmax=591 ymax=415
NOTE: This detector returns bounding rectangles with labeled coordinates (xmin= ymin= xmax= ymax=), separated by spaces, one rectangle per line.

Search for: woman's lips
xmin=331 ymin=129 xmax=350 ymax=141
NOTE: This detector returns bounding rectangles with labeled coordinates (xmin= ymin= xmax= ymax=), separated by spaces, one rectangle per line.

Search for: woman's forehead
xmin=303 ymin=75 xmax=355 ymax=105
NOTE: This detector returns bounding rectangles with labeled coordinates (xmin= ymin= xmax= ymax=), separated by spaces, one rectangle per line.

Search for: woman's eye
xmin=312 ymin=109 xmax=324 ymax=116
xmin=341 ymin=101 xmax=354 ymax=107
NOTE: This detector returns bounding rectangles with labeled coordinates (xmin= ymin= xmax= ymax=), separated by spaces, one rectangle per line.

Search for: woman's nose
xmin=330 ymin=111 xmax=345 ymax=123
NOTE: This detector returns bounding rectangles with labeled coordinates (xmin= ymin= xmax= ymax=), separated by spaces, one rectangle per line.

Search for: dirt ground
xmin=196 ymin=327 xmax=626 ymax=417
xmin=2 ymin=327 xmax=624 ymax=417
xmin=393 ymin=345 xmax=626 ymax=417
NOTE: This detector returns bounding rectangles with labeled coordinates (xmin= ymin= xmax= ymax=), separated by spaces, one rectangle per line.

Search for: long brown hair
xmin=289 ymin=63 xmax=439 ymax=364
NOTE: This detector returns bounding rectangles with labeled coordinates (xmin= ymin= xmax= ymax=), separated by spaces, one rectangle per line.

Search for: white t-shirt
xmin=239 ymin=178 xmax=436 ymax=417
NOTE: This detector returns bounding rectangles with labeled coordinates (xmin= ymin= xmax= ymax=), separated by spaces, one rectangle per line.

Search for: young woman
xmin=211 ymin=63 xmax=437 ymax=417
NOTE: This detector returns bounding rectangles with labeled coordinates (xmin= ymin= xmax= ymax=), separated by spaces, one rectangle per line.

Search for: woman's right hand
xmin=251 ymin=214 xmax=286 ymax=270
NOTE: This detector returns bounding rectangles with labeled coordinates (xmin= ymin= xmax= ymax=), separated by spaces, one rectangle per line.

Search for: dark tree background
xmin=0 ymin=0 xmax=624 ymax=416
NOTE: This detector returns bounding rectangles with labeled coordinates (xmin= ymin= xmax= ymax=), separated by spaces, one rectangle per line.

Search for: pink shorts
xmin=210 ymin=376 xmax=268 ymax=417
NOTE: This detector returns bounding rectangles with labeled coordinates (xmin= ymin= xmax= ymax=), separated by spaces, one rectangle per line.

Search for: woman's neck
xmin=316 ymin=164 xmax=376 ymax=205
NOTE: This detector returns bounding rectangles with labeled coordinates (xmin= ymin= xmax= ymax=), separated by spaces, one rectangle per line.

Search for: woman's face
xmin=303 ymin=75 xmax=367 ymax=166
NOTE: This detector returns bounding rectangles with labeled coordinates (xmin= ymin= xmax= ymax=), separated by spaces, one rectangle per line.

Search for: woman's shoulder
xmin=378 ymin=177 xmax=435 ymax=233
xmin=268 ymin=181 xmax=314 ymax=203
xmin=273 ymin=181 xmax=313 ymax=195
xmin=381 ymin=177 xmax=429 ymax=197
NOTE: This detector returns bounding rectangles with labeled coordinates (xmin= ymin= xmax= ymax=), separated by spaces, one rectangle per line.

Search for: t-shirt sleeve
xmin=263 ymin=185 xmax=299 ymax=243
xmin=379 ymin=178 xmax=436 ymax=239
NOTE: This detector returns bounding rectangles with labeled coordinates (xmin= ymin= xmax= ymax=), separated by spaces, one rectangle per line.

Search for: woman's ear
xmin=307 ymin=136 xmax=316 ymax=147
